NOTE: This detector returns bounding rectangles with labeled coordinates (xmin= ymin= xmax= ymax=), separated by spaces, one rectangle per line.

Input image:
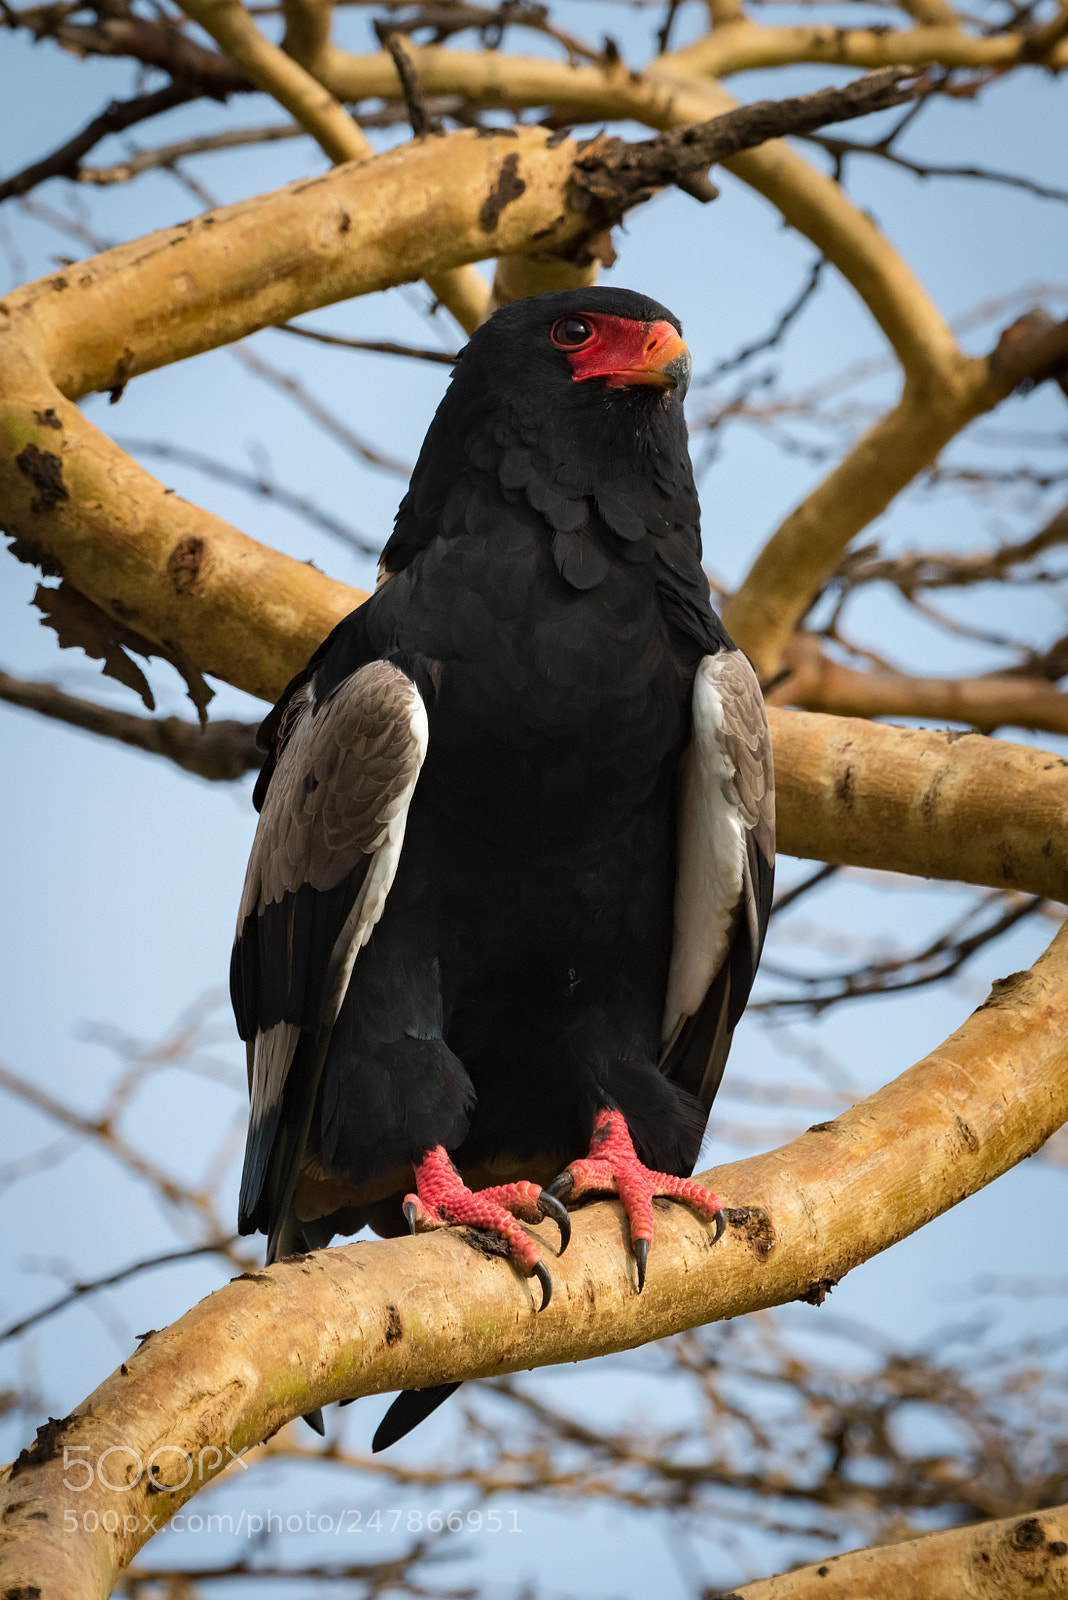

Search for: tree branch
xmin=776 ymin=635 xmax=1068 ymax=738
xmin=115 ymin=434 xmax=379 ymax=551
xmin=0 ymin=83 xmax=200 ymax=205
xmin=3 ymin=918 xmax=1068 ymax=1596
xmin=768 ymin=706 xmax=1068 ymax=901
xmin=574 ymin=67 xmax=922 ymax=205
xmin=723 ymin=1502 xmax=1068 ymax=1597
xmin=835 ymin=501 xmax=1068 ymax=594
xmin=273 ymin=321 xmax=458 ymax=365
xmin=722 ymin=315 xmax=1068 ymax=677
xmin=0 ymin=81 xmax=940 ymax=697
xmin=672 ymin=17 xmax=1068 ymax=77
xmin=2 ymin=2 xmax=249 ymax=93
xmin=0 ymin=669 xmax=261 ymax=779
xmin=174 ymin=0 xmax=490 ymax=332
xmin=0 ymin=1240 xmax=240 ymax=1345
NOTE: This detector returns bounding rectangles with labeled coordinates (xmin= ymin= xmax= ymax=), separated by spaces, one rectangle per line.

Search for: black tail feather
xmin=372 ymin=1383 xmax=463 ymax=1452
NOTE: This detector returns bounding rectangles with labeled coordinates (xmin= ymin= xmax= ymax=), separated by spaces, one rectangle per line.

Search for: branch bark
xmin=673 ymin=18 xmax=1068 ymax=76
xmin=769 ymin=706 xmax=1068 ymax=902
xmin=721 ymin=1504 xmax=1068 ymax=1598
xmin=174 ymin=0 xmax=490 ymax=332
xmin=0 ymin=77 xmax=942 ymax=697
xmin=0 ymin=670 xmax=260 ymax=780
xmin=776 ymin=636 xmax=1068 ymax=738
xmin=2 ymin=918 xmax=1067 ymax=1598
xmin=185 ymin=40 xmax=959 ymax=379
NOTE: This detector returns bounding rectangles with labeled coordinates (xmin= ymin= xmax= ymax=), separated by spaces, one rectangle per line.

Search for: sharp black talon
xmin=711 ymin=1208 xmax=726 ymax=1245
xmin=634 ymin=1237 xmax=649 ymax=1294
xmin=403 ymin=1199 xmax=419 ymax=1235
xmin=532 ymin=1260 xmax=553 ymax=1311
xmin=537 ymin=1190 xmax=572 ymax=1254
xmin=545 ymin=1170 xmax=575 ymax=1204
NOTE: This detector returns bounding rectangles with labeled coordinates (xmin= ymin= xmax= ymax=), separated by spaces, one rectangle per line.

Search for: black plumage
xmin=231 ymin=286 xmax=775 ymax=1448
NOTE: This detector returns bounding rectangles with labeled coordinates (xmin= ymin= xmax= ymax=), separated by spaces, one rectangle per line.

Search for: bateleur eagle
xmin=231 ymin=286 xmax=775 ymax=1450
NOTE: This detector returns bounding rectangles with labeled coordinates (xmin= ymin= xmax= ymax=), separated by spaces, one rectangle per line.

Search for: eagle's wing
xmin=659 ymin=648 xmax=775 ymax=1112
xmin=231 ymin=659 xmax=428 ymax=1256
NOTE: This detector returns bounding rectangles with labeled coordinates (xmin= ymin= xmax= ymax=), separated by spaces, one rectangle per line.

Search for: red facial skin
xmin=555 ymin=313 xmax=690 ymax=388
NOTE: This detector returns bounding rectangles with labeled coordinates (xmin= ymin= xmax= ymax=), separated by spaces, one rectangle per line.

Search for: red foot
xmin=404 ymin=1147 xmax=569 ymax=1309
xmin=548 ymin=1110 xmax=725 ymax=1290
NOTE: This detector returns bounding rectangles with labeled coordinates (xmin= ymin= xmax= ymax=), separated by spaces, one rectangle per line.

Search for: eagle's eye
xmin=550 ymin=316 xmax=594 ymax=349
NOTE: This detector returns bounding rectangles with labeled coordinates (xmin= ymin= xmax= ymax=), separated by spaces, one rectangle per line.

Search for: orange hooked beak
xmin=564 ymin=314 xmax=693 ymax=399
xmin=606 ymin=320 xmax=692 ymax=396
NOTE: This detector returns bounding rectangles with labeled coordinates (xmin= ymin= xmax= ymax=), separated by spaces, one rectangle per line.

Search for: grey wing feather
xmin=231 ymin=659 xmax=428 ymax=1245
xmin=660 ymin=648 xmax=775 ymax=1112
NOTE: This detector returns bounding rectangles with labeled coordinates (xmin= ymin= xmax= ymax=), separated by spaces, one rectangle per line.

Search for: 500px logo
xmin=63 ymin=1510 xmax=161 ymax=1536
xmin=61 ymin=1444 xmax=249 ymax=1493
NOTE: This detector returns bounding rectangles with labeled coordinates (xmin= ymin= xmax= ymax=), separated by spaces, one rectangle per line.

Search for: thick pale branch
xmin=1 ymin=343 xmax=362 ymax=703
xmin=0 ymin=82 xmax=949 ymax=693
xmin=727 ymin=1503 xmax=1068 ymax=1598
xmin=174 ymin=0 xmax=490 ymax=331
xmin=1 ymin=42 xmax=968 ymax=684
xmin=769 ymin=706 xmax=1068 ymax=902
xmin=207 ymin=40 xmax=956 ymax=378
xmin=673 ymin=18 xmax=1068 ymax=76
xmin=2 ymin=920 xmax=1067 ymax=1598
xmin=0 ymin=128 xmax=591 ymax=694
xmin=777 ymin=635 xmax=1068 ymax=738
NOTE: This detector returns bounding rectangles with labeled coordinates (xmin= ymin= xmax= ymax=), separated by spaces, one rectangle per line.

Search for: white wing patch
xmin=662 ymin=655 xmax=749 ymax=1045
xmin=251 ymin=1022 xmax=301 ymax=1128
xmin=245 ymin=665 xmax=429 ymax=1130
xmin=323 ymin=680 xmax=428 ymax=1025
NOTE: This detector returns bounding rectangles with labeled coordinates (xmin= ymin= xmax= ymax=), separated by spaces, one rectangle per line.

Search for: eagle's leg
xmin=403 ymin=1146 xmax=570 ymax=1310
xmin=548 ymin=1109 xmax=726 ymax=1291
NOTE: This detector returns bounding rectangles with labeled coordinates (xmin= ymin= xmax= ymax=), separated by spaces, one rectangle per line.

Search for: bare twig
xmin=78 ymin=120 xmax=308 ymax=184
xmin=0 ymin=669 xmax=261 ymax=781
xmin=115 ymin=436 xmax=380 ymax=553
xmin=759 ymin=892 xmax=1045 ymax=1013
xmin=833 ymin=502 xmax=1068 ymax=595
xmin=805 ymin=131 xmax=1068 ymax=204
xmin=75 ymin=101 xmax=474 ymax=186
xmin=274 ymin=321 xmax=458 ymax=365
xmin=705 ymin=257 xmax=825 ymax=381
xmin=0 ymin=1060 xmax=221 ymax=1221
xmin=230 ymin=345 xmax=412 ymax=477
xmin=0 ymin=1241 xmax=240 ymax=1345
xmin=0 ymin=84 xmax=197 ymax=205
xmin=771 ymin=862 xmax=840 ymax=917
xmin=374 ymin=22 xmax=444 ymax=135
